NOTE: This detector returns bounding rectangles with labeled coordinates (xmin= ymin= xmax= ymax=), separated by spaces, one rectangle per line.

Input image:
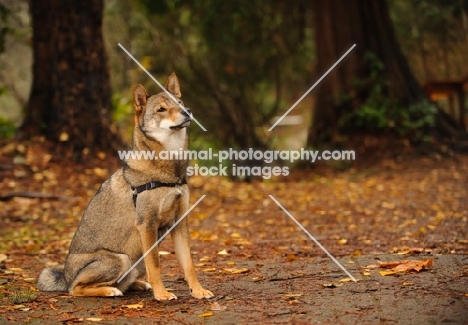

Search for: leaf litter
xmin=0 ymin=139 xmax=467 ymax=323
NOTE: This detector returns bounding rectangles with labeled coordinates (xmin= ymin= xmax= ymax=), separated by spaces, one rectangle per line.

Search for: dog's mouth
xmin=170 ymin=120 xmax=191 ymax=130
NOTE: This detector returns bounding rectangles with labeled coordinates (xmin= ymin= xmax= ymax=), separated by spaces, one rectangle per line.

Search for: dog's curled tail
xmin=37 ymin=265 xmax=67 ymax=292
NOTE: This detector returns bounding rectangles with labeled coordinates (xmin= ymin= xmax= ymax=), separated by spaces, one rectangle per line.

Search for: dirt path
xmin=0 ymin=143 xmax=467 ymax=324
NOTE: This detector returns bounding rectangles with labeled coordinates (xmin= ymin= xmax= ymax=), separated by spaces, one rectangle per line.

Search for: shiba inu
xmin=37 ymin=73 xmax=214 ymax=301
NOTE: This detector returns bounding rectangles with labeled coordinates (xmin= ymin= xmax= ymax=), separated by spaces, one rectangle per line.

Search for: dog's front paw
xmin=131 ymin=280 xmax=152 ymax=291
xmin=191 ymin=287 xmax=214 ymax=299
xmin=153 ymin=290 xmax=177 ymax=301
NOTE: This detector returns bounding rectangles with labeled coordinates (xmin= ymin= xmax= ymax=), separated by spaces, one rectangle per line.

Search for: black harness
xmin=131 ymin=179 xmax=187 ymax=206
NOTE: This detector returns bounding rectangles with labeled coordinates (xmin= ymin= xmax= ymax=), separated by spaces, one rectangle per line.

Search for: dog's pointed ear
xmin=133 ymin=84 xmax=149 ymax=113
xmin=165 ymin=72 xmax=182 ymax=98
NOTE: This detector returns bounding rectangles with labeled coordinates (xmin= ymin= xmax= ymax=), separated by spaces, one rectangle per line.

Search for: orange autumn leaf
xmin=222 ymin=267 xmax=249 ymax=274
xmin=392 ymin=259 xmax=433 ymax=272
xmin=365 ymin=259 xmax=434 ymax=274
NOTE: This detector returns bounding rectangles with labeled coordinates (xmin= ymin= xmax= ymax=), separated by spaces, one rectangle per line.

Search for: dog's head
xmin=133 ymin=73 xmax=191 ymax=142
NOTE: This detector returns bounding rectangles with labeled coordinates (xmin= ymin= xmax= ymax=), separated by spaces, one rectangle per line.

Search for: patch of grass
xmin=7 ymin=289 xmax=37 ymax=304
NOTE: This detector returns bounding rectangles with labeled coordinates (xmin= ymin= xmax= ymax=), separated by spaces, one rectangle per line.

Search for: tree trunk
xmin=20 ymin=0 xmax=121 ymax=156
xmin=307 ymin=0 xmax=429 ymax=145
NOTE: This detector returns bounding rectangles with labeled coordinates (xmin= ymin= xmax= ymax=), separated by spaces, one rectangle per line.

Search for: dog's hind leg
xmin=67 ymin=251 xmax=138 ymax=297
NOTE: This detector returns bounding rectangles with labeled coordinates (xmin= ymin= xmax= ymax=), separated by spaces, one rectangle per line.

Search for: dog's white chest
xmin=157 ymin=128 xmax=186 ymax=151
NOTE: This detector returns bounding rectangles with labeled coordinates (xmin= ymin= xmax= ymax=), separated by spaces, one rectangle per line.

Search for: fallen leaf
xmin=217 ymin=249 xmax=229 ymax=255
xmin=283 ymin=293 xmax=302 ymax=298
xmin=93 ymin=168 xmax=108 ymax=178
xmin=202 ymin=268 xmax=217 ymax=272
xmin=377 ymin=261 xmax=404 ymax=268
xmin=379 ymin=259 xmax=433 ymax=272
xmin=339 ymin=278 xmax=354 ymax=282
xmin=86 ymin=318 xmax=103 ymax=322
xmin=382 ymin=201 xmax=395 ymax=209
xmin=199 ymin=311 xmax=214 ymax=317
xmin=121 ymin=302 xmax=144 ymax=309
xmin=222 ymin=268 xmax=249 ymax=274
xmin=210 ymin=301 xmax=227 ymax=311
xmin=363 ymin=259 xmax=434 ymax=274
xmin=393 ymin=259 xmax=433 ymax=272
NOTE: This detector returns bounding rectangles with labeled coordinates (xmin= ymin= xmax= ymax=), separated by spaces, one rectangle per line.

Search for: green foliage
xmin=112 ymin=94 xmax=133 ymax=142
xmin=0 ymin=84 xmax=15 ymax=140
xmin=108 ymin=0 xmax=314 ymax=150
xmin=392 ymin=100 xmax=437 ymax=137
xmin=0 ymin=115 xmax=16 ymax=139
xmin=340 ymin=53 xmax=437 ymax=140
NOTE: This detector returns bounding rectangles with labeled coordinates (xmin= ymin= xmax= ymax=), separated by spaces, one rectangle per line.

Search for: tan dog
xmin=37 ymin=73 xmax=213 ymax=301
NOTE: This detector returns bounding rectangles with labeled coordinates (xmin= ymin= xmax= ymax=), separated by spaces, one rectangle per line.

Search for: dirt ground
xmin=0 ymin=140 xmax=467 ymax=324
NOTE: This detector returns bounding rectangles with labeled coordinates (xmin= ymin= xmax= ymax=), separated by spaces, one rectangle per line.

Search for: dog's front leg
xmin=136 ymin=221 xmax=177 ymax=301
xmin=172 ymin=195 xmax=214 ymax=299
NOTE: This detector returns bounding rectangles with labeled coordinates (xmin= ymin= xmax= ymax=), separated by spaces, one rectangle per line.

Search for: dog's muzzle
xmin=170 ymin=120 xmax=191 ymax=130
xmin=170 ymin=108 xmax=192 ymax=130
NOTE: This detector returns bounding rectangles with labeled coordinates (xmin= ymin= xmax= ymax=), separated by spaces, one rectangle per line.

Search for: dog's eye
xmin=157 ymin=107 xmax=166 ymax=112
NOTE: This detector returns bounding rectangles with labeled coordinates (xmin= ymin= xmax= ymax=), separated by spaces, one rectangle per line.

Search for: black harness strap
xmin=131 ymin=179 xmax=187 ymax=207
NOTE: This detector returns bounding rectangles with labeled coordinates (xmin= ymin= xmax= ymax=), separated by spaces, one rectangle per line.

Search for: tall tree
xmin=133 ymin=0 xmax=313 ymax=150
xmin=20 ymin=0 xmax=120 ymax=155
xmin=308 ymin=0 xmax=465 ymax=145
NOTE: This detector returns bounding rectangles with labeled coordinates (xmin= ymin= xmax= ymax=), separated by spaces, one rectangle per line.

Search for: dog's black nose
xmin=182 ymin=107 xmax=192 ymax=117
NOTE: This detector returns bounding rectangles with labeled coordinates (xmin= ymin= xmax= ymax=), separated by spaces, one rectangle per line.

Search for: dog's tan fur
xmin=37 ymin=73 xmax=213 ymax=301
